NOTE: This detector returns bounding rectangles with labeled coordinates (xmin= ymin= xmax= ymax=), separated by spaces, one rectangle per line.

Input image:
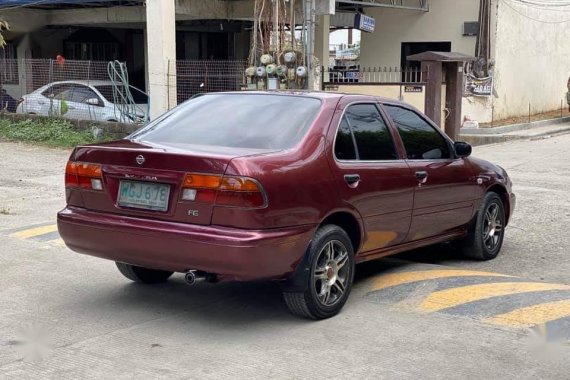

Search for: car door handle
xmin=344 ymin=174 xmax=361 ymax=185
xmin=415 ymin=171 xmax=428 ymax=182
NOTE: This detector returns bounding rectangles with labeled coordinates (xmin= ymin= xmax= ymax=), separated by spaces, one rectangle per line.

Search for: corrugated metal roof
xmin=0 ymin=0 xmax=129 ymax=9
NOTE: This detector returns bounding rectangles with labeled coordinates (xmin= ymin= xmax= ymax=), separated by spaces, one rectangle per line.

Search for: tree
xmin=0 ymin=20 xmax=9 ymax=47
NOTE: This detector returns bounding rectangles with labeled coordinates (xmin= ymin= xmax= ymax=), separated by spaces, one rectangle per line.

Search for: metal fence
xmin=323 ymin=66 xmax=427 ymax=86
xmin=169 ymin=60 xmax=247 ymax=104
xmin=0 ymin=58 xmax=148 ymax=124
xmin=0 ymin=58 xmax=248 ymax=123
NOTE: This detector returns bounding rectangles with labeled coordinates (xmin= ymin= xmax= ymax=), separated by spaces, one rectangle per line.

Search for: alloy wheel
xmin=483 ymin=202 xmax=503 ymax=252
xmin=313 ymin=240 xmax=350 ymax=307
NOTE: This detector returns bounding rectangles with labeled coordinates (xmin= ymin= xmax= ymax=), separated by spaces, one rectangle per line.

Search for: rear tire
xmin=283 ymin=225 xmax=355 ymax=320
xmin=115 ymin=262 xmax=173 ymax=284
xmin=456 ymin=192 xmax=506 ymax=260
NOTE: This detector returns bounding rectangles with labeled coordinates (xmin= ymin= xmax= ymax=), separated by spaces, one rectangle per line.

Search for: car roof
xmin=209 ymin=90 xmax=408 ymax=105
xmin=43 ymin=80 xmax=115 ymax=87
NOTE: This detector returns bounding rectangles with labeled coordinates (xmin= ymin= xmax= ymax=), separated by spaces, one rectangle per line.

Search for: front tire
xmin=457 ymin=192 xmax=506 ymax=260
xmin=283 ymin=225 xmax=355 ymax=320
xmin=115 ymin=262 xmax=174 ymax=284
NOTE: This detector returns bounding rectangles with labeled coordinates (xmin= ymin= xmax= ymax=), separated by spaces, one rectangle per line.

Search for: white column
xmin=314 ymin=14 xmax=330 ymax=87
xmin=146 ymin=0 xmax=176 ymax=120
xmin=314 ymin=15 xmax=330 ymax=68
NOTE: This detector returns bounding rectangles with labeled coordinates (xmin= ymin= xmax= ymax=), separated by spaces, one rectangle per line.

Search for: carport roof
xmin=0 ymin=0 xmax=140 ymax=9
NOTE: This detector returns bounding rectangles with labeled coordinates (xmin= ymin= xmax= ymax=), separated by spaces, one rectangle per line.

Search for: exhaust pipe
xmin=184 ymin=270 xmax=209 ymax=285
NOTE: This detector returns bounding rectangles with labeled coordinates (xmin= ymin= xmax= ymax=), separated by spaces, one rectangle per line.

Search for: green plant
xmin=0 ymin=117 xmax=112 ymax=148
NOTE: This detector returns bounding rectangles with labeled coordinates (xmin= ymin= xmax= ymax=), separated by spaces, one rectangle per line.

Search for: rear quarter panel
xmin=212 ymin=97 xmax=344 ymax=229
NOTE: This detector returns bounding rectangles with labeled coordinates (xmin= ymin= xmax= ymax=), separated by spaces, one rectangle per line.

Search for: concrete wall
xmin=359 ymin=0 xmax=479 ymax=68
xmin=492 ymin=1 xmax=570 ymax=120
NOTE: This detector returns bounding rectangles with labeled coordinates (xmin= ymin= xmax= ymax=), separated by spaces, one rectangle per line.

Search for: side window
xmin=42 ymin=84 xmax=68 ymax=99
xmin=345 ymin=104 xmax=397 ymax=161
xmin=70 ymin=86 xmax=99 ymax=104
xmin=384 ymin=105 xmax=451 ymax=160
xmin=334 ymin=116 xmax=357 ymax=160
xmin=57 ymin=87 xmax=75 ymax=102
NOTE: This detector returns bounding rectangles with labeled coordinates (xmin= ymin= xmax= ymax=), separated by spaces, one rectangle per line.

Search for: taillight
xmin=65 ymin=161 xmax=103 ymax=190
xmin=182 ymin=173 xmax=266 ymax=208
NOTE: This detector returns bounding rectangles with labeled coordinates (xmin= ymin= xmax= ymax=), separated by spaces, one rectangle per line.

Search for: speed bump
xmin=3 ymin=223 xmax=62 ymax=246
xmin=420 ymin=282 xmax=570 ymax=312
xmin=485 ymin=299 xmax=570 ymax=328
xmin=366 ymin=263 xmax=570 ymax=339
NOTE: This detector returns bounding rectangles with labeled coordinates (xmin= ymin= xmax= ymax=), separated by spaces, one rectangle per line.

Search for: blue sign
xmin=354 ymin=13 xmax=375 ymax=33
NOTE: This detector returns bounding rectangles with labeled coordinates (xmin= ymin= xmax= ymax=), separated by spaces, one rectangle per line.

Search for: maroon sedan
xmin=58 ymin=92 xmax=515 ymax=319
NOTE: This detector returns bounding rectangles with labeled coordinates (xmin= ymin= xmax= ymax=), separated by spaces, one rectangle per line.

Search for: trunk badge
xmin=136 ymin=155 xmax=145 ymax=165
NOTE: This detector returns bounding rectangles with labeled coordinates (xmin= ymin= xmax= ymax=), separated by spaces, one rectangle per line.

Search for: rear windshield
xmin=131 ymin=94 xmax=322 ymax=149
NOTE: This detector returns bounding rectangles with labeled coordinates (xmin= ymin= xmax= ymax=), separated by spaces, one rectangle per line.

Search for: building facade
xmin=357 ymin=0 xmax=570 ymax=123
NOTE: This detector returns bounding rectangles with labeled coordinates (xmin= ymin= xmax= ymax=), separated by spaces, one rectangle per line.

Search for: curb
xmin=460 ymin=122 xmax=570 ymax=146
xmin=463 ymin=116 xmax=570 ymax=135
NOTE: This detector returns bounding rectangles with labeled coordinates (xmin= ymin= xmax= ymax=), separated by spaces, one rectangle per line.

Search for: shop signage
xmin=465 ymin=74 xmax=493 ymax=96
xmin=404 ymin=86 xmax=423 ymax=93
xmin=354 ymin=13 xmax=375 ymax=33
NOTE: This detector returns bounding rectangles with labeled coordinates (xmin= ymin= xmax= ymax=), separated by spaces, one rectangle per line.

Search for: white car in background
xmin=16 ymin=80 xmax=148 ymax=124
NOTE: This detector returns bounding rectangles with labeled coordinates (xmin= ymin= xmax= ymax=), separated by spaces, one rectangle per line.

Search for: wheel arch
xmin=281 ymin=209 xmax=363 ymax=293
xmin=319 ymin=210 xmax=363 ymax=254
xmin=487 ymin=184 xmax=511 ymax=225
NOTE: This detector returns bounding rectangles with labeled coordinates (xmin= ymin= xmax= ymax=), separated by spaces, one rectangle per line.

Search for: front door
xmin=64 ymin=84 xmax=104 ymax=121
xmin=383 ymin=104 xmax=476 ymax=241
xmin=328 ymin=101 xmax=416 ymax=254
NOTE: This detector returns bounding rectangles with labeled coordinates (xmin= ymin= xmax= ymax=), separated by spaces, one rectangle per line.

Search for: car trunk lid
xmin=70 ymin=139 xmax=278 ymax=225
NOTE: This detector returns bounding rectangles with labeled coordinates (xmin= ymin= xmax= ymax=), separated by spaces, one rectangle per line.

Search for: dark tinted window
xmin=345 ymin=104 xmax=397 ymax=160
xmin=131 ymin=94 xmax=321 ymax=149
xmin=42 ymin=84 xmax=71 ymax=99
xmin=384 ymin=105 xmax=450 ymax=160
xmin=334 ymin=116 xmax=356 ymax=160
xmin=70 ymin=86 xmax=99 ymax=103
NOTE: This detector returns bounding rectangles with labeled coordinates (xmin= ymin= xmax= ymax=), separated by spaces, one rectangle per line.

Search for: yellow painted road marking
xmin=485 ymin=299 xmax=570 ymax=328
xmin=420 ymin=282 xmax=570 ymax=312
xmin=9 ymin=224 xmax=57 ymax=240
xmin=371 ymin=270 xmax=513 ymax=292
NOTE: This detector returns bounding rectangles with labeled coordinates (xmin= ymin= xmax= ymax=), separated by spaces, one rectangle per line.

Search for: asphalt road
xmin=0 ymin=133 xmax=569 ymax=379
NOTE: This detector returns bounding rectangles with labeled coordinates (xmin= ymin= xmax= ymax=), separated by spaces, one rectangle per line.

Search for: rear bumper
xmin=57 ymin=207 xmax=316 ymax=281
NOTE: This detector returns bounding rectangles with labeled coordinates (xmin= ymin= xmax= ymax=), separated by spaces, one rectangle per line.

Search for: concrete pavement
xmin=0 ymin=136 xmax=570 ymax=379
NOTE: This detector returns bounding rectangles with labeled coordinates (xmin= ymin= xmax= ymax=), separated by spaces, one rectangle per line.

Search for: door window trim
xmin=333 ymin=101 xmax=403 ymax=164
xmin=381 ymin=102 xmax=458 ymax=161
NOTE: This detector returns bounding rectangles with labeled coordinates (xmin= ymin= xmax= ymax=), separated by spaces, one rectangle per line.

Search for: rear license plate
xmin=118 ymin=181 xmax=170 ymax=212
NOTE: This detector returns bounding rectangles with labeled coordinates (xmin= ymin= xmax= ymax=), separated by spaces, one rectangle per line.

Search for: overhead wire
xmin=502 ymin=0 xmax=570 ymax=22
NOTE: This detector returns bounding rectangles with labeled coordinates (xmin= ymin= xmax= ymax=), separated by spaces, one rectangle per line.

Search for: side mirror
xmin=454 ymin=142 xmax=472 ymax=158
xmin=86 ymin=98 xmax=101 ymax=106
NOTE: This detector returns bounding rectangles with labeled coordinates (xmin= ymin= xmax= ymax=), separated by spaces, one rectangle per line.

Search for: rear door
xmin=329 ymin=100 xmax=416 ymax=253
xmin=383 ymin=104 xmax=476 ymax=240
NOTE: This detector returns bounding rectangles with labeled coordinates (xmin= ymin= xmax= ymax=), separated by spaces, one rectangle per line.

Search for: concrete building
xmin=1 ymin=1 xmax=260 ymax=118
xmin=356 ymin=0 xmax=570 ymax=123
xmin=3 ymin=0 xmax=568 ymax=124
xmin=0 ymin=0 xmax=334 ymax=119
